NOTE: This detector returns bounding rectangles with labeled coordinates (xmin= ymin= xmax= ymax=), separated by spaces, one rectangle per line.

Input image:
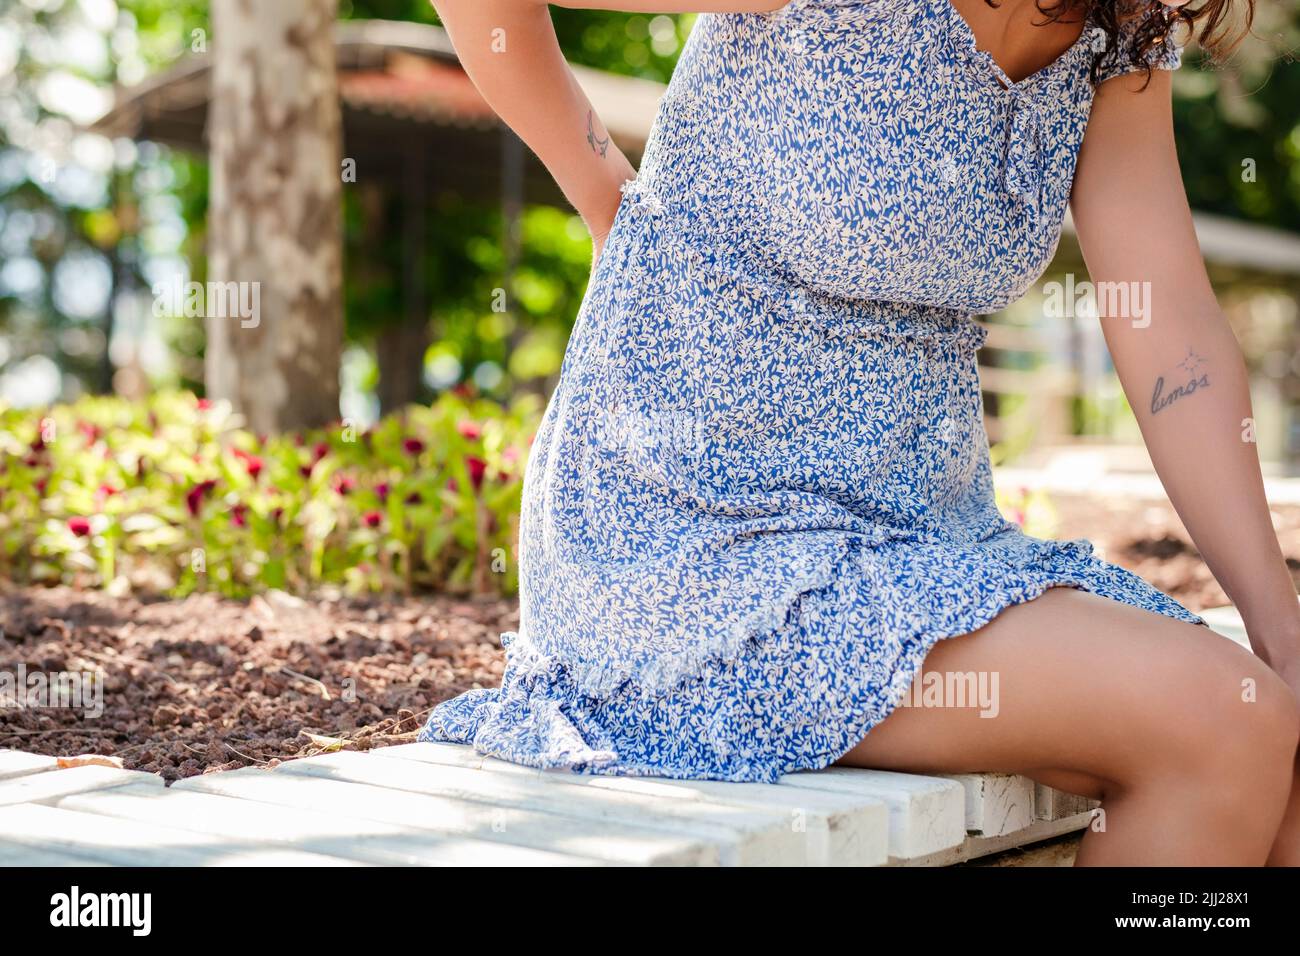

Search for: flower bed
xmin=0 ymin=391 xmax=541 ymax=597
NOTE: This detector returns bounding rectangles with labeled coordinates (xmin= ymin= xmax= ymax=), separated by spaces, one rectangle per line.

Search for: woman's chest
xmin=650 ymin=1 xmax=1101 ymax=311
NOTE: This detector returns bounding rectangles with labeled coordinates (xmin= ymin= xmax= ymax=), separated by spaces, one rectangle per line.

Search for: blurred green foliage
xmin=0 ymin=388 xmax=540 ymax=596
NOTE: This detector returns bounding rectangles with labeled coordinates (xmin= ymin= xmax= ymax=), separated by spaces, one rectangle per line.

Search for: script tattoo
xmin=1150 ymin=349 xmax=1211 ymax=416
xmin=586 ymin=110 xmax=610 ymax=158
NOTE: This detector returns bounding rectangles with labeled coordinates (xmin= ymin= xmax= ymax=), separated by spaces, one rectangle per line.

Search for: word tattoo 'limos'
xmin=1150 ymin=349 xmax=1210 ymax=416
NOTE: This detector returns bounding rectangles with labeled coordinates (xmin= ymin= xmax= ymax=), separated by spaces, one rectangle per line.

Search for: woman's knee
xmin=1146 ymin=646 xmax=1298 ymax=797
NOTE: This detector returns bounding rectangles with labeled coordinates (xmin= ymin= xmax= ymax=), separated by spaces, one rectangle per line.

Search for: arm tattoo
xmin=1150 ymin=349 xmax=1211 ymax=416
xmin=586 ymin=110 xmax=610 ymax=158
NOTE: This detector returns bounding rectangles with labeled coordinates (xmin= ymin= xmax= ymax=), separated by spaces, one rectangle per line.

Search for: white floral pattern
xmin=419 ymin=0 xmax=1199 ymax=782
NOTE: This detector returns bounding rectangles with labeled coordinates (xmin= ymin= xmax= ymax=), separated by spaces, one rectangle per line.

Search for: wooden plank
xmin=966 ymin=833 xmax=1081 ymax=867
xmin=55 ymin=783 xmax=588 ymax=867
xmin=277 ymin=753 xmax=785 ymax=865
xmin=780 ymin=767 xmax=966 ymax=861
xmin=1033 ymin=783 xmax=1097 ymax=822
xmin=941 ymin=773 xmax=1036 ymax=836
xmin=0 ymin=751 xmax=60 ymax=781
xmin=0 ymin=841 xmax=110 ymax=867
xmin=275 ymin=751 xmax=804 ymax=866
xmin=0 ymin=766 xmax=163 ymax=807
xmin=377 ymin=742 xmax=889 ymax=866
xmin=0 ymin=803 xmax=372 ymax=867
xmin=176 ymin=768 xmax=708 ymax=866
xmin=894 ymin=811 xmax=1094 ymax=867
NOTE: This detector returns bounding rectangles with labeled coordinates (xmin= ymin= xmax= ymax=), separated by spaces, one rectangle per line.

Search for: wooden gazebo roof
xmin=89 ymin=19 xmax=668 ymax=208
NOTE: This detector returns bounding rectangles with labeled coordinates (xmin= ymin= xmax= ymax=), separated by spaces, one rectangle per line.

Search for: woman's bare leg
xmin=837 ymin=587 xmax=1300 ymax=866
xmin=1266 ymin=760 xmax=1300 ymax=866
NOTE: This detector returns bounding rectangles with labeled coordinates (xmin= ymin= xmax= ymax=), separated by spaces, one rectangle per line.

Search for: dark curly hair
xmin=988 ymin=0 xmax=1256 ymax=86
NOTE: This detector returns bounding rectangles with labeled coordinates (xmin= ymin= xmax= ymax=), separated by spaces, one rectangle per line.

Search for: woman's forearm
xmin=1104 ymin=311 xmax=1300 ymax=665
xmin=1074 ymin=72 xmax=1300 ymax=668
xmin=432 ymin=0 xmax=635 ymax=237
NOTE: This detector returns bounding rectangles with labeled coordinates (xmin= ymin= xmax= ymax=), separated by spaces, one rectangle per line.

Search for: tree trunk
xmin=206 ymin=0 xmax=343 ymax=433
xmin=375 ymin=320 xmax=430 ymax=415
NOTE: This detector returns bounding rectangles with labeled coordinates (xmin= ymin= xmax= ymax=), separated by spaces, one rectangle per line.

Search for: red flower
xmin=77 ymin=421 xmax=101 ymax=444
xmin=299 ymin=463 xmax=314 ymax=479
xmin=451 ymin=382 xmax=475 ymax=399
xmin=196 ymin=397 xmax=213 ymax=411
xmin=467 ymin=456 xmax=487 ymax=490
xmin=313 ymin=441 xmax=329 ymax=463
xmin=404 ymin=491 xmax=422 ymax=505
xmin=231 ymin=503 xmax=248 ymax=528
xmin=334 ymin=474 xmax=356 ymax=496
xmin=362 ymin=510 xmax=383 ymax=528
xmin=375 ymin=482 xmax=390 ymax=504
xmin=233 ymin=448 xmax=263 ymax=479
xmin=68 ymin=516 xmax=91 ymax=537
xmin=403 ymin=437 xmax=424 ymax=455
xmin=456 ymin=419 xmax=481 ymax=441
xmin=186 ymin=479 xmax=217 ymax=517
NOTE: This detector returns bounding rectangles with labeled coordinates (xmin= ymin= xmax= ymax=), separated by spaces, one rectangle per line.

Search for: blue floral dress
xmin=420 ymin=0 xmax=1203 ymax=782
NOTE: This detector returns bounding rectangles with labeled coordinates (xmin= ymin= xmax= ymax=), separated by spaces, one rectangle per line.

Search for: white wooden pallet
xmin=0 ymin=745 xmax=1096 ymax=866
xmin=0 ymin=603 xmax=1249 ymax=868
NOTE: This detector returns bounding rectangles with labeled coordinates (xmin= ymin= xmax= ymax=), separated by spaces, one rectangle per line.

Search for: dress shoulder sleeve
xmin=762 ymin=0 xmax=894 ymax=17
xmin=1094 ymin=5 xmax=1185 ymax=85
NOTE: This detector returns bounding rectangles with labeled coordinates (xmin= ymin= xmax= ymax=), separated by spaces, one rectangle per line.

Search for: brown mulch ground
xmin=1051 ymin=492 xmax=1300 ymax=610
xmin=4 ymin=493 xmax=1300 ymax=783
xmin=0 ymin=588 xmax=508 ymax=782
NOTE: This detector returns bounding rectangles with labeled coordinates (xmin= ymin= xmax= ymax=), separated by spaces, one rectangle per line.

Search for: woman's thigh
xmin=838 ymin=586 xmax=1297 ymax=791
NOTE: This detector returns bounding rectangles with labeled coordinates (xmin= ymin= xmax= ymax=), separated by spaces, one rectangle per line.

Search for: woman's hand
xmin=1245 ymin=612 xmax=1300 ymax=698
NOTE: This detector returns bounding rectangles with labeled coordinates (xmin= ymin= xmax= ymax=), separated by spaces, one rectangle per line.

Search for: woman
xmin=421 ymin=0 xmax=1300 ymax=865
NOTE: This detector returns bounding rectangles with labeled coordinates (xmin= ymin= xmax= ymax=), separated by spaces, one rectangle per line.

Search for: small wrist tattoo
xmin=1150 ymin=349 xmax=1210 ymax=415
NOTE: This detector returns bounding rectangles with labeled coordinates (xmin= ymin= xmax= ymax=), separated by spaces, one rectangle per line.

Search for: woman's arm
xmin=431 ymin=0 xmax=786 ymax=257
xmin=1071 ymin=69 xmax=1300 ymax=677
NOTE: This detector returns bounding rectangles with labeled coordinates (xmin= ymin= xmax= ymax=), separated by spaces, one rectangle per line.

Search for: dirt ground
xmin=1049 ymin=492 xmax=1300 ymax=611
xmin=3 ymin=492 xmax=1299 ymax=783
xmin=0 ymin=587 xmax=509 ymax=781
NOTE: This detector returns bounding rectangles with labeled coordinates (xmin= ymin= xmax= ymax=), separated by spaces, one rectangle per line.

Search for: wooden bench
xmin=0 ymin=606 xmax=1251 ymax=867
